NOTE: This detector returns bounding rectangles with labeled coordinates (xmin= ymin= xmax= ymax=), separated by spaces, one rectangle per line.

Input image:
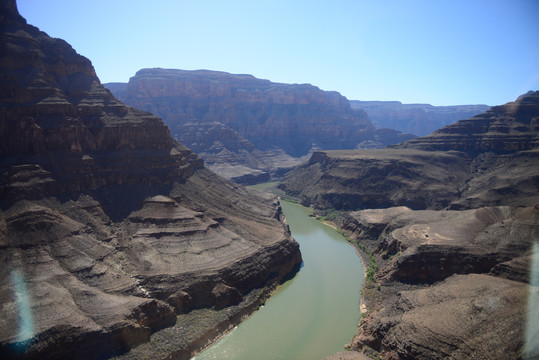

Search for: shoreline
xmin=184 ymin=284 xmax=277 ymax=360
xmin=112 ymin=199 xmax=302 ymax=360
xmin=111 ymin=283 xmax=279 ymax=360
xmin=187 ymin=275 xmax=297 ymax=360
xmin=318 ymin=218 xmax=368 ymax=315
xmin=184 ymin=196 xmax=366 ymax=360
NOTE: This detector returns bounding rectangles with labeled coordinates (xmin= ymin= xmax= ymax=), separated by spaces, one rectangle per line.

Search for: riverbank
xmin=110 ymin=284 xmax=276 ymax=360
xmin=322 ymin=206 xmax=539 ymax=359
xmin=299 ymin=202 xmax=372 ymax=355
xmin=192 ymin=200 xmax=364 ymax=359
xmin=317 ymin=218 xmax=369 ymax=316
xmin=312 ymin=214 xmax=382 ymax=359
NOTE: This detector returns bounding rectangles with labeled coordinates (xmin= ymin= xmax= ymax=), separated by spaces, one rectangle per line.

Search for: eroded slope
xmin=282 ymin=92 xmax=539 ymax=359
xmin=0 ymin=2 xmax=301 ymax=359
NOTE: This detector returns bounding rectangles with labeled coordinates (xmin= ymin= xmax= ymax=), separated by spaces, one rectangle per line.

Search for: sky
xmin=16 ymin=0 xmax=539 ymax=106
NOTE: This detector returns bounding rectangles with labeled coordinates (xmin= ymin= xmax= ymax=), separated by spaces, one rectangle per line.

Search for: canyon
xmin=2 ymin=0 xmax=538 ymax=358
xmin=105 ymin=69 xmax=415 ymax=184
xmin=281 ymin=91 xmax=539 ymax=359
xmin=351 ymin=100 xmax=489 ymax=137
xmin=0 ymin=2 xmax=301 ymax=359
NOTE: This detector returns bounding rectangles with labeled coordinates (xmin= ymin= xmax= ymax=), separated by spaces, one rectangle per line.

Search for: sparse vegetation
xmin=336 ymin=228 xmax=379 ymax=284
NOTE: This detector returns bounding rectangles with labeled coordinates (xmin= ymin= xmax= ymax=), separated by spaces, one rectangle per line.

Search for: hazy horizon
xmin=17 ymin=0 xmax=539 ymax=107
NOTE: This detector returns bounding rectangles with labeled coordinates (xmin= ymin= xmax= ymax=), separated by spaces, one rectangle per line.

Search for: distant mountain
xmin=351 ymin=100 xmax=489 ymax=136
xmin=396 ymin=91 xmax=539 ymax=154
xmin=105 ymin=69 xmax=414 ymax=183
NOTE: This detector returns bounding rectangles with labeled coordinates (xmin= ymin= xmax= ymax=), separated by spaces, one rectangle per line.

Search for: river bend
xmin=194 ymin=201 xmax=364 ymax=360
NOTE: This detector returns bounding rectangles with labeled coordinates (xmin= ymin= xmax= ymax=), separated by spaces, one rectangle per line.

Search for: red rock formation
xmin=118 ymin=69 xmax=398 ymax=154
xmin=0 ymin=6 xmax=204 ymax=201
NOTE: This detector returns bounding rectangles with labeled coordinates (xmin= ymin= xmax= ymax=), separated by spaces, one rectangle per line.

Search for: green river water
xmin=193 ymin=200 xmax=364 ymax=360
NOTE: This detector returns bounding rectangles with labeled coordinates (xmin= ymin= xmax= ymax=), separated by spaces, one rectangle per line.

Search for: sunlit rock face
xmin=106 ymin=69 xmax=414 ymax=183
xmin=339 ymin=205 xmax=539 ymax=360
xmin=0 ymin=1 xmax=301 ymax=359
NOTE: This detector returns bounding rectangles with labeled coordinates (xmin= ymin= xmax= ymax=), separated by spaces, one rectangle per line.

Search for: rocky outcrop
xmin=0 ymin=2 xmax=301 ymax=359
xmin=396 ymin=91 xmax=539 ymax=154
xmin=280 ymin=93 xmax=539 ymax=359
xmin=280 ymin=92 xmax=539 ymax=211
xmin=338 ymin=205 xmax=538 ymax=359
xmin=279 ymin=149 xmax=471 ymax=210
xmin=350 ymin=100 xmax=489 ymax=136
xmin=105 ymin=69 xmax=414 ymax=183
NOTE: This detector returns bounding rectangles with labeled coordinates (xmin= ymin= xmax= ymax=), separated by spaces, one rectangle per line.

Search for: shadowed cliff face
xmin=105 ymin=69 xmax=414 ymax=183
xmin=0 ymin=2 xmax=301 ymax=359
xmin=0 ymin=2 xmax=204 ymax=205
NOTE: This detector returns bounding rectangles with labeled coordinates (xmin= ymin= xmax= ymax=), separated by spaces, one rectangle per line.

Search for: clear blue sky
xmin=16 ymin=0 xmax=539 ymax=106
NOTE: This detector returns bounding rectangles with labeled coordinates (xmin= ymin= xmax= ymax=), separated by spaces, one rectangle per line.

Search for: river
xmin=193 ymin=200 xmax=364 ymax=360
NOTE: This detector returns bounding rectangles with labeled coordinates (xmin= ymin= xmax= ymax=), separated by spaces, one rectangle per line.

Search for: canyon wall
xmin=281 ymin=92 xmax=539 ymax=211
xmin=0 ymin=2 xmax=301 ymax=359
xmin=106 ymin=69 xmax=414 ymax=183
xmin=351 ymin=100 xmax=489 ymax=136
xmin=282 ymin=92 xmax=539 ymax=359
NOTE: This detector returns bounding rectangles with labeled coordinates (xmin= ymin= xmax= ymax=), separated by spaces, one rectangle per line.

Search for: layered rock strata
xmin=396 ymin=91 xmax=539 ymax=154
xmin=350 ymin=100 xmax=489 ymax=136
xmin=280 ymin=92 xmax=539 ymax=359
xmin=0 ymin=2 xmax=301 ymax=359
xmin=337 ymin=205 xmax=538 ymax=359
xmin=280 ymin=92 xmax=539 ymax=211
xmin=105 ymin=69 xmax=414 ymax=183
xmin=279 ymin=149 xmax=471 ymax=210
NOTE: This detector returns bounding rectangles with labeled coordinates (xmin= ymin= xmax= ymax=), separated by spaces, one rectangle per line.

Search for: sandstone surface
xmin=105 ymin=69 xmax=414 ymax=183
xmin=0 ymin=2 xmax=301 ymax=359
xmin=351 ymin=100 xmax=489 ymax=136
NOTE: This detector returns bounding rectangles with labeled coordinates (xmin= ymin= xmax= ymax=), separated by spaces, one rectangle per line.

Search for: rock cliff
xmin=0 ymin=2 xmax=301 ymax=359
xmin=105 ymin=69 xmax=414 ymax=183
xmin=350 ymin=100 xmax=489 ymax=136
xmin=338 ymin=205 xmax=538 ymax=359
xmin=280 ymin=93 xmax=539 ymax=359
xmin=280 ymin=92 xmax=539 ymax=211
xmin=396 ymin=91 xmax=539 ymax=154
